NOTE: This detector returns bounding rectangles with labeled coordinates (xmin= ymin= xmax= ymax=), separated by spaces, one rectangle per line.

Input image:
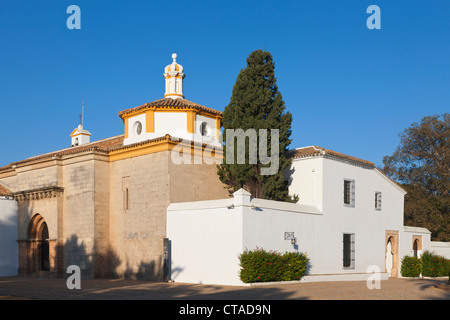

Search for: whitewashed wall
xmin=167 ymin=197 xmax=243 ymax=285
xmin=400 ymin=226 xmax=431 ymax=260
xmin=168 ymin=154 xmax=446 ymax=285
xmin=167 ymin=188 xmax=391 ymax=285
xmin=0 ymin=197 xmax=18 ymax=277
xmin=288 ymin=156 xmax=407 ymax=276
xmin=430 ymin=242 xmax=450 ymax=259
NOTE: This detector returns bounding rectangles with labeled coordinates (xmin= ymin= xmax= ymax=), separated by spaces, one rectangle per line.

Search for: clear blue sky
xmin=0 ymin=0 xmax=449 ymax=168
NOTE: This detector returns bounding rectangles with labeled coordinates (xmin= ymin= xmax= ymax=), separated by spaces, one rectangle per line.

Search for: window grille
xmin=343 ymin=233 xmax=355 ymax=269
xmin=344 ymin=179 xmax=355 ymax=207
xmin=375 ymin=192 xmax=382 ymax=210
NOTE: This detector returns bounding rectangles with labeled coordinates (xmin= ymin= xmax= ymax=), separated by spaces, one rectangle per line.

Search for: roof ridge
xmin=291 ymin=145 xmax=375 ymax=167
xmin=118 ymin=98 xmax=222 ymax=117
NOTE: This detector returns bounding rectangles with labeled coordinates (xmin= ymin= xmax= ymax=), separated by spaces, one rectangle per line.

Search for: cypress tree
xmin=218 ymin=49 xmax=296 ymax=202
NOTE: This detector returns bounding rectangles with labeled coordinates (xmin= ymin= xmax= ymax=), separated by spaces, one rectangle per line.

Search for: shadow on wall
xmin=0 ymin=199 xmax=18 ymax=276
xmin=62 ymin=234 xmax=177 ymax=281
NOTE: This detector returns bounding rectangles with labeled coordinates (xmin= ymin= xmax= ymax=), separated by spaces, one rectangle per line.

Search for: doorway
xmin=27 ymin=214 xmax=51 ymax=273
xmin=385 ymin=231 xmax=399 ymax=278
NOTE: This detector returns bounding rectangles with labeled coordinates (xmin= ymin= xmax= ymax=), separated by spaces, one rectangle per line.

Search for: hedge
xmin=400 ymin=251 xmax=450 ymax=278
xmin=400 ymin=256 xmax=422 ymax=278
xmin=239 ymin=248 xmax=309 ymax=283
xmin=421 ymin=251 xmax=450 ymax=278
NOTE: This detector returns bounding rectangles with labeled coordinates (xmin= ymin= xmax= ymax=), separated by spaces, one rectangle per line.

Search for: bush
xmin=421 ymin=250 xmax=450 ymax=278
xmin=239 ymin=248 xmax=309 ymax=283
xmin=400 ymin=256 xmax=422 ymax=277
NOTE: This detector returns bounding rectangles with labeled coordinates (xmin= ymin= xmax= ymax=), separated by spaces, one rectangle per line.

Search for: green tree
xmin=217 ymin=50 xmax=296 ymax=202
xmin=382 ymin=114 xmax=449 ymax=241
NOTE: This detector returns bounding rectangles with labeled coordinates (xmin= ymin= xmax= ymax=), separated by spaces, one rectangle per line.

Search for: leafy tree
xmin=217 ymin=50 xmax=296 ymax=202
xmin=382 ymin=114 xmax=449 ymax=241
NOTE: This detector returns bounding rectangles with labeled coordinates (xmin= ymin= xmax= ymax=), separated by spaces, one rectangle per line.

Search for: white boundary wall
xmin=430 ymin=242 xmax=450 ymax=259
xmin=167 ymin=189 xmax=391 ymax=286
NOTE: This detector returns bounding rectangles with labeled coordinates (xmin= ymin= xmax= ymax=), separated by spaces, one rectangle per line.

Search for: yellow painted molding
xmin=187 ymin=110 xmax=197 ymax=134
xmin=146 ymin=110 xmax=155 ymax=133
xmin=216 ymin=117 xmax=221 ymax=139
xmin=124 ymin=118 xmax=129 ymax=139
xmin=109 ymin=137 xmax=223 ymax=162
xmin=164 ymin=93 xmax=185 ymax=98
xmin=70 ymin=132 xmax=91 ymax=138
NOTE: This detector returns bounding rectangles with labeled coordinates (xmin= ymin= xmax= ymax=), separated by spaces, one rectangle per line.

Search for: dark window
xmin=41 ymin=223 xmax=50 ymax=271
xmin=413 ymin=239 xmax=418 ymax=258
xmin=343 ymin=233 xmax=355 ymax=268
xmin=375 ymin=192 xmax=382 ymax=210
xmin=124 ymin=188 xmax=129 ymax=211
xmin=344 ymin=180 xmax=352 ymax=205
xmin=200 ymin=122 xmax=208 ymax=136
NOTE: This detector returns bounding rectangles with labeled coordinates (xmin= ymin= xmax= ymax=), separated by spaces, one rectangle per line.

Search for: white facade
xmin=0 ymin=196 xmax=18 ymax=277
xmin=430 ymin=242 xmax=450 ymax=258
xmin=124 ymin=112 xmax=221 ymax=147
xmin=288 ymin=153 xmax=406 ymax=275
xmin=167 ymin=147 xmax=450 ymax=285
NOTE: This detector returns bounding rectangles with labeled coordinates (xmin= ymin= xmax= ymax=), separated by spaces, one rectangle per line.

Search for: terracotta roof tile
xmin=2 ymin=135 xmax=124 ymax=169
xmin=290 ymin=146 xmax=375 ymax=167
xmin=118 ymin=98 xmax=222 ymax=117
xmin=0 ymin=184 xmax=12 ymax=195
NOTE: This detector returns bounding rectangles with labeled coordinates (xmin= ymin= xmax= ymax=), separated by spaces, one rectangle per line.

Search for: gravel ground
xmin=0 ymin=276 xmax=449 ymax=300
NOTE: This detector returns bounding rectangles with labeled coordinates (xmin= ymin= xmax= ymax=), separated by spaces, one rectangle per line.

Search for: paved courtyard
xmin=0 ymin=276 xmax=448 ymax=300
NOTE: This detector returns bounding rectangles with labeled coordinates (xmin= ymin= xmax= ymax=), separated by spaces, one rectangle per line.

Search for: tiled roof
xmin=0 ymin=184 xmax=12 ymax=195
xmin=290 ymin=146 xmax=375 ymax=167
xmin=0 ymin=135 xmax=124 ymax=171
xmin=118 ymin=98 xmax=223 ymax=117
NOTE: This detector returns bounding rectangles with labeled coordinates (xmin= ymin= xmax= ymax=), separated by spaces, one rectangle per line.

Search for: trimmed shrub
xmin=239 ymin=248 xmax=309 ymax=283
xmin=400 ymin=256 xmax=422 ymax=277
xmin=421 ymin=250 xmax=450 ymax=278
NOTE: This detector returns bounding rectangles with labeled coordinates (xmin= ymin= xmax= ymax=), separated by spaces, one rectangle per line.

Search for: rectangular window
xmin=343 ymin=233 xmax=355 ymax=269
xmin=343 ymin=179 xmax=355 ymax=207
xmin=124 ymin=188 xmax=129 ymax=211
xmin=122 ymin=176 xmax=130 ymax=213
xmin=375 ymin=192 xmax=382 ymax=210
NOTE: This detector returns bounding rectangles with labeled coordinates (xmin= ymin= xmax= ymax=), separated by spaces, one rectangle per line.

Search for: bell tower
xmin=163 ymin=53 xmax=185 ymax=99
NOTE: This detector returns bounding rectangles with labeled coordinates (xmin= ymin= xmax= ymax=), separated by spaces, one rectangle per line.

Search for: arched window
xmin=200 ymin=122 xmax=209 ymax=137
xmin=41 ymin=223 xmax=50 ymax=271
xmin=413 ymin=239 xmax=419 ymax=258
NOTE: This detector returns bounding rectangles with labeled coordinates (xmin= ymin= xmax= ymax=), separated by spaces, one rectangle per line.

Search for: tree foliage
xmin=217 ymin=50 xmax=296 ymax=202
xmin=382 ymin=114 xmax=449 ymax=241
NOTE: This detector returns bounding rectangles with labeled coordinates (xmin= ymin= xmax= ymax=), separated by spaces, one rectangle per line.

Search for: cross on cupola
xmin=163 ymin=53 xmax=185 ymax=99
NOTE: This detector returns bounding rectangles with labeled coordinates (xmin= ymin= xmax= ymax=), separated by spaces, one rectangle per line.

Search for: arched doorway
xmin=412 ymin=236 xmax=422 ymax=258
xmin=40 ymin=223 xmax=50 ymax=271
xmin=385 ymin=231 xmax=399 ymax=278
xmin=413 ymin=239 xmax=418 ymax=257
xmin=386 ymin=238 xmax=393 ymax=276
xmin=27 ymin=214 xmax=50 ymax=273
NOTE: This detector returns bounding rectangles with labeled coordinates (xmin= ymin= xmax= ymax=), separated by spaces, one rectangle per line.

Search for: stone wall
xmin=109 ymin=151 xmax=171 ymax=280
xmin=1 ymin=145 xmax=229 ymax=280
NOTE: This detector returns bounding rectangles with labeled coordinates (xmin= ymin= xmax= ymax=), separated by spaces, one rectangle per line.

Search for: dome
xmin=164 ymin=53 xmax=184 ymax=75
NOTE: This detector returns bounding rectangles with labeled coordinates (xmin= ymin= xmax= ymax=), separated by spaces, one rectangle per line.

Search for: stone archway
xmin=26 ymin=214 xmax=52 ymax=274
xmin=385 ymin=231 xmax=399 ymax=278
xmin=412 ymin=235 xmax=423 ymax=258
